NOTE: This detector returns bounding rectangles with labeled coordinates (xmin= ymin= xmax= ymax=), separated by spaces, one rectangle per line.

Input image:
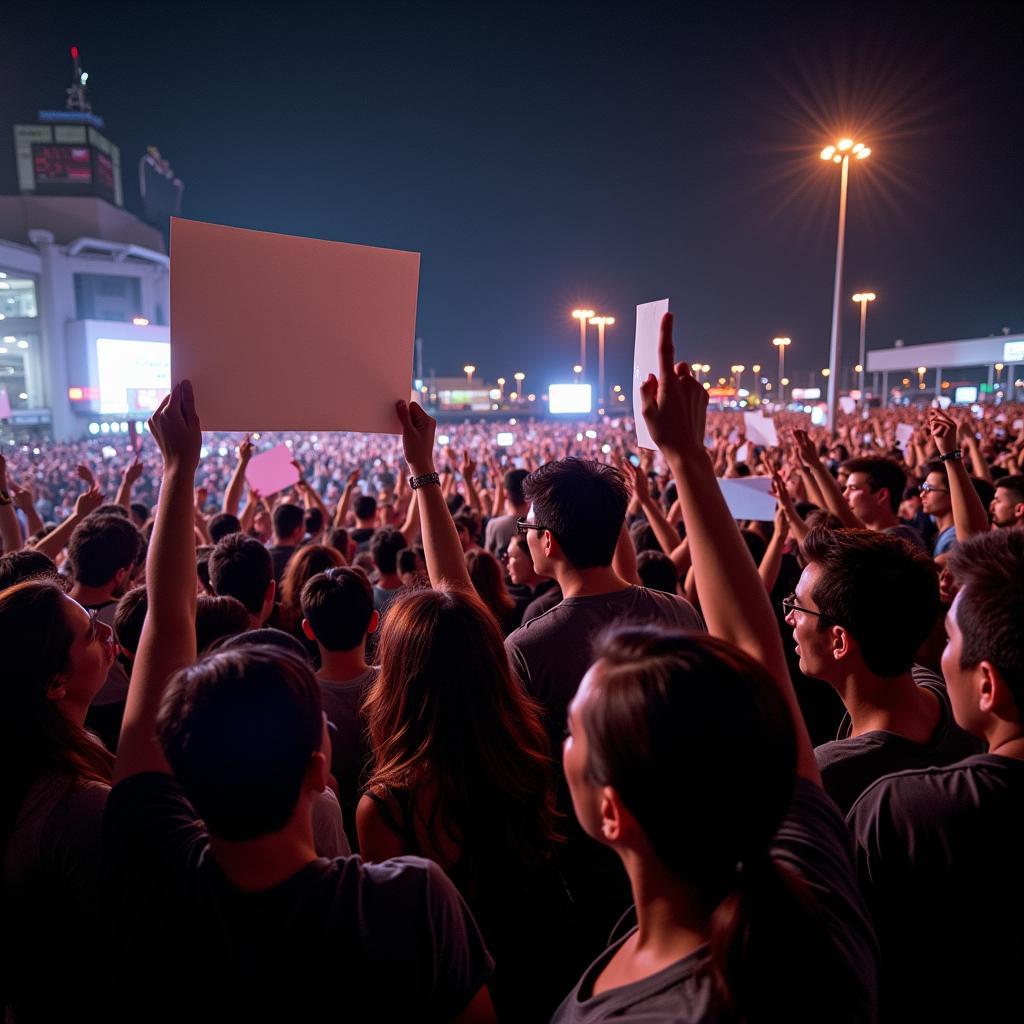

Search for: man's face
xmin=524 ymin=504 xmax=554 ymax=578
xmin=563 ymin=663 xmax=605 ymax=842
xmin=843 ymin=471 xmax=885 ymax=521
xmin=784 ymin=562 xmax=838 ymax=682
xmin=940 ymin=592 xmax=984 ymax=737
xmin=990 ymin=486 xmax=1024 ymax=528
xmin=921 ymin=472 xmax=951 ymax=518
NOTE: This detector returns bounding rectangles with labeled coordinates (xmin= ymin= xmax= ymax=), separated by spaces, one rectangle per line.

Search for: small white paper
xmin=727 ymin=428 xmax=740 ymax=444
xmin=742 ymin=412 xmax=779 ymax=448
xmin=718 ymin=476 xmax=776 ymax=521
xmin=735 ymin=443 xmax=749 ymax=463
xmin=633 ymin=298 xmax=670 ymax=451
xmin=838 ymin=396 xmax=856 ymax=415
xmin=895 ymin=423 xmax=914 ymax=452
xmin=932 ymin=397 xmax=952 ymax=410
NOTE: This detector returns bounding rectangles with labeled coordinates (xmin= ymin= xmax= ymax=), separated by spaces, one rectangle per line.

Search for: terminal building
xmin=0 ymin=48 xmax=179 ymax=440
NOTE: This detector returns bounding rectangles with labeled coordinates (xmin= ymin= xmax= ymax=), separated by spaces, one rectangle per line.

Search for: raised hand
xmin=75 ymin=485 xmax=104 ymax=518
xmin=148 ymin=380 xmax=202 ymax=472
xmin=76 ymin=463 xmax=97 ymax=488
xmin=460 ymin=449 xmax=477 ymax=481
xmin=928 ymin=408 xmax=959 ymax=456
xmin=792 ymin=429 xmax=819 ymax=467
xmin=396 ymin=399 xmax=437 ymax=476
xmin=630 ymin=460 xmax=652 ymax=505
xmin=238 ymin=434 xmax=253 ymax=463
xmin=11 ymin=483 xmax=35 ymax=512
xmin=638 ymin=312 xmax=708 ymax=458
xmin=123 ymin=456 xmax=143 ymax=485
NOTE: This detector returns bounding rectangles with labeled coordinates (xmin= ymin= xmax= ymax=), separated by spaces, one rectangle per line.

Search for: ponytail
xmin=710 ymin=856 xmax=853 ymax=1023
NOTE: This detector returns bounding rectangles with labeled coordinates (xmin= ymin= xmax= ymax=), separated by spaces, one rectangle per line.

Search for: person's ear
xmin=47 ymin=678 xmax=67 ymax=701
xmin=1014 ymin=502 xmax=1024 ymax=524
xmin=599 ymin=786 xmax=624 ymax=845
xmin=301 ymin=618 xmax=315 ymax=642
xmin=831 ymin=625 xmax=851 ymax=661
xmin=113 ymin=565 xmax=131 ymax=590
xmin=305 ymin=749 xmax=329 ymax=793
xmin=367 ymin=609 xmax=380 ymax=636
xmin=544 ymin=530 xmax=560 ymax=560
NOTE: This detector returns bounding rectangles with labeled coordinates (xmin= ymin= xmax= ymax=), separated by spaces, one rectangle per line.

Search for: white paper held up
xmin=718 ymin=476 xmax=776 ymax=522
xmin=895 ymin=423 xmax=914 ymax=452
xmin=742 ymin=412 xmax=778 ymax=448
xmin=171 ymin=218 xmax=420 ymax=433
xmin=633 ymin=299 xmax=670 ymax=451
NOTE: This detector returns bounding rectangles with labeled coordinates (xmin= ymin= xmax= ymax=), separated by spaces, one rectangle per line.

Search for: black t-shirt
xmin=814 ymin=668 xmax=984 ymax=814
xmin=267 ymin=543 xmax=299 ymax=584
xmin=349 ymin=527 xmax=376 ymax=552
xmin=101 ymin=772 xmax=493 ymax=1022
xmin=848 ymin=753 xmax=1024 ymax=1020
xmin=551 ymin=780 xmax=878 ymax=1023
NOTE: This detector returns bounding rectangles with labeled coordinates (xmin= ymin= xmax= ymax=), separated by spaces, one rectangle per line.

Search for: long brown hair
xmin=465 ymin=549 xmax=515 ymax=624
xmin=277 ymin=543 xmax=344 ymax=634
xmin=585 ymin=626 xmax=859 ymax=1023
xmin=364 ymin=587 xmax=558 ymax=878
xmin=0 ymin=581 xmax=114 ymax=847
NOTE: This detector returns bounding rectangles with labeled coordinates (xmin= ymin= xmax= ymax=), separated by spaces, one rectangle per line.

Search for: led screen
xmin=954 ymin=386 xmax=978 ymax=404
xmin=33 ymin=144 xmax=92 ymax=184
xmin=96 ymin=337 xmax=170 ymax=414
xmin=496 ymin=432 xmax=515 ymax=447
xmin=548 ymin=383 xmax=592 ymax=414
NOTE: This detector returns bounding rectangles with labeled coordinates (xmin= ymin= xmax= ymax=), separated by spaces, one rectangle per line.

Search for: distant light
xmin=617 ymin=394 xmax=626 ymax=402
xmin=855 ymin=147 xmax=871 ymax=160
xmin=508 ymin=418 xmax=517 ymax=425
xmin=18 ymin=393 xmax=28 ymax=400
xmin=200 ymin=446 xmax=210 ymax=458
xmin=585 ymin=429 xmax=597 ymax=439
xmin=88 ymin=422 xmax=100 ymax=435
xmin=16 ymin=340 xmax=28 ymax=349
xmin=496 ymin=432 xmax=514 ymax=447
xmin=527 ymin=393 xmax=536 ymax=402
xmin=218 ymin=446 xmax=229 ymax=456
xmin=2 ymin=337 xmax=12 ymax=343
xmin=437 ymin=434 xmax=450 ymax=446
xmin=601 ymin=443 xmax=612 ymax=454
xmin=488 ymin=388 xmax=501 ymax=400
xmin=110 ymin=421 xmax=120 ymax=433
xmin=252 ymin=432 xmax=261 ymax=440
xmin=837 ymin=138 xmax=853 ymax=152
xmin=100 ymin=422 xmax=110 ymax=433
xmin=71 ymin=45 xmax=79 ymax=58
xmin=612 ymin=384 xmax=621 ymax=393
xmin=132 ymin=316 xmax=150 ymax=326
xmin=548 ymin=383 xmax=593 ymax=415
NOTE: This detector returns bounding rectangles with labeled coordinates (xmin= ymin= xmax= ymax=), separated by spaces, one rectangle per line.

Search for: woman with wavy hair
xmin=1 ymin=579 xmax=118 ymax=1019
xmin=465 ymin=548 xmax=521 ymax=636
xmin=276 ymin=542 xmax=344 ymax=638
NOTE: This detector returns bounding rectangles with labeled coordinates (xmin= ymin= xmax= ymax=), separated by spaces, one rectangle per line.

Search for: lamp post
xmin=751 ymin=364 xmax=761 ymax=402
xmin=463 ymin=364 xmax=476 ymax=387
xmin=589 ymin=315 xmax=615 ymax=406
xmin=514 ymin=371 xmax=526 ymax=404
xmin=851 ymin=291 xmax=876 ymax=405
xmin=917 ymin=366 xmax=927 ymax=393
xmin=730 ymin=365 xmax=745 ymax=393
xmin=572 ymin=309 xmax=595 ymax=373
xmin=573 ymin=364 xmax=583 ymax=382
xmin=496 ymin=376 xmax=506 ymax=400
xmin=821 ymin=138 xmax=871 ymax=428
xmin=773 ymin=337 xmax=791 ymax=403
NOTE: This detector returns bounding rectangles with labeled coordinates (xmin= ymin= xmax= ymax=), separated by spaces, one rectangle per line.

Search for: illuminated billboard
xmin=548 ymin=383 xmax=592 ymax=414
xmin=96 ymin=337 xmax=170 ymax=414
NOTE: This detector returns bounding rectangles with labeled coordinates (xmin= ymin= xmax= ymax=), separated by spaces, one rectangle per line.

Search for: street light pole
xmin=589 ymin=315 xmax=615 ymax=408
xmin=572 ymin=309 xmax=595 ymax=374
xmin=852 ymin=292 xmax=876 ymax=406
xmin=463 ymin=364 xmax=476 ymax=387
xmin=821 ymin=138 xmax=871 ymax=429
xmin=773 ymin=337 xmax=791 ymax=404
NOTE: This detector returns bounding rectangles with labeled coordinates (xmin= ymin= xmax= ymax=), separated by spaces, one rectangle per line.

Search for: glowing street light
xmin=463 ymin=364 xmax=476 ymax=386
xmin=572 ymin=309 xmax=595 ymax=372
xmin=751 ymin=363 xmax=762 ymax=401
xmin=773 ymin=337 xmax=791 ymax=402
xmin=822 ymin=368 xmax=831 ymax=378
xmin=589 ymin=314 xmax=616 ymax=405
xmin=731 ymin=364 xmax=745 ymax=391
xmin=821 ymin=137 xmax=872 ymax=426
xmin=513 ymin=372 xmax=526 ymax=401
xmin=851 ymin=291 xmax=877 ymax=405
xmin=496 ymin=376 xmax=506 ymax=400
xmin=573 ymin=363 xmax=583 ymax=381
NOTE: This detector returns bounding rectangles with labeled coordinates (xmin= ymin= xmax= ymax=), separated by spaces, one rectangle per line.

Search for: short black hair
xmin=0 ymin=549 xmax=59 ymax=590
xmin=113 ymin=586 xmax=149 ymax=667
xmin=196 ymin=545 xmax=214 ymax=593
xmin=208 ymin=533 xmax=273 ymax=615
xmin=156 ymin=647 xmax=323 ymax=841
xmin=67 ymin=513 xmax=143 ymax=587
xmin=841 ymin=456 xmax=907 ymax=514
xmin=397 ymin=547 xmax=420 ymax=575
xmin=301 ymin=568 xmax=374 ymax=652
xmin=997 ymin=474 xmax=1024 ymax=503
xmin=209 ymin=512 xmax=242 ymax=543
xmin=803 ymin=526 xmax=940 ymax=676
xmin=129 ymin=502 xmax=150 ymax=526
xmin=304 ymin=507 xmax=325 ymax=535
xmin=354 ymin=495 xmax=377 ymax=521
xmin=195 ymin=594 xmax=251 ymax=653
xmin=505 ymin=468 xmax=529 ymax=506
xmin=949 ymin=530 xmax=1024 ymax=716
xmin=212 ymin=627 xmax=313 ymax=664
xmin=636 ymin=550 xmax=678 ymax=594
xmin=523 ymin=458 xmax=628 ymax=569
xmin=370 ymin=526 xmax=406 ymax=574
xmin=273 ymin=503 xmax=305 ymax=540
xmin=325 ymin=527 xmax=349 ymax=558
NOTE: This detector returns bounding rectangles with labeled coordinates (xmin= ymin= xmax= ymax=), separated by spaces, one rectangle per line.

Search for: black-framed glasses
xmin=515 ymin=517 xmax=551 ymax=537
xmin=781 ymin=592 xmax=841 ymax=625
xmin=920 ymin=483 xmax=949 ymax=494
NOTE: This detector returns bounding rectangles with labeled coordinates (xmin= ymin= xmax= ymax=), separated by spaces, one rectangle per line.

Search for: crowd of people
xmin=1 ymin=314 xmax=1022 ymax=1022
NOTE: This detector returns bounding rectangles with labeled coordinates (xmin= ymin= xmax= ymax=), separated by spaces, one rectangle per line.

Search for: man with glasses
xmin=784 ymin=526 xmax=980 ymax=813
xmin=920 ymin=463 xmax=957 ymax=556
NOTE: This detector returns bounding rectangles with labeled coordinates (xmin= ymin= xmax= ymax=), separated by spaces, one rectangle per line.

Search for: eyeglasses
xmin=920 ymin=483 xmax=949 ymax=494
xmin=515 ymin=517 xmax=551 ymax=537
xmin=781 ymin=593 xmax=842 ymax=625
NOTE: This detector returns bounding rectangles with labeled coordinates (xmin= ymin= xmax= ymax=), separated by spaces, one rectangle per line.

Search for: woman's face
xmin=57 ymin=596 xmax=116 ymax=707
xmin=507 ymin=540 xmax=534 ymax=586
xmin=563 ymin=662 xmax=605 ymax=842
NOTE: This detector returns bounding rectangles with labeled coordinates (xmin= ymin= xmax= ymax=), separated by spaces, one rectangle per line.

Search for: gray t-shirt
xmin=551 ymin=779 xmax=878 ymax=1023
xmin=505 ymin=585 xmax=702 ymax=750
xmin=484 ymin=513 xmax=518 ymax=556
xmin=815 ymin=666 xmax=984 ymax=813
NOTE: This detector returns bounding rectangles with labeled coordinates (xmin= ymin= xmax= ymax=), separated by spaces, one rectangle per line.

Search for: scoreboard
xmin=14 ymin=120 xmax=123 ymax=207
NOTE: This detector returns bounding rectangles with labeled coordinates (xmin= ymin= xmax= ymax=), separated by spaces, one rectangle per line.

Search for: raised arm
xmin=114 ymin=381 xmax=201 ymax=784
xmin=333 ymin=469 xmax=360 ymax=528
xmin=396 ymin=400 xmax=473 ymax=594
xmin=758 ymin=504 xmax=790 ymax=593
xmin=640 ymin=314 xmax=818 ymax=784
xmin=0 ymin=455 xmax=23 ymax=553
xmin=793 ymin=429 xmax=862 ymax=528
xmin=460 ymin=450 xmax=483 ymax=515
xmin=928 ymin=409 xmax=991 ymax=540
xmin=115 ymin=456 xmax=144 ymax=510
xmin=33 ymin=485 xmax=103 ymax=559
xmin=222 ymin=434 xmax=253 ymax=515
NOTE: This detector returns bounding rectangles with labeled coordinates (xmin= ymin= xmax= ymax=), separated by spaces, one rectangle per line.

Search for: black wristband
xmin=409 ymin=472 xmax=441 ymax=490
xmin=938 ymin=449 xmax=963 ymax=462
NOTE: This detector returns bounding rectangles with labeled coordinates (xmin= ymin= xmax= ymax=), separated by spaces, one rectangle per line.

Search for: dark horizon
xmin=3 ymin=2 xmax=1021 ymax=393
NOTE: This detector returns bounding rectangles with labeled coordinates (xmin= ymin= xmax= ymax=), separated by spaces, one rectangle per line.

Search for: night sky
xmin=4 ymin=2 xmax=1021 ymax=392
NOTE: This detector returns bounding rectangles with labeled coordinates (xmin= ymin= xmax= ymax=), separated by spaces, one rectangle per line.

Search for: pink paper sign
xmin=171 ymin=218 xmax=420 ymax=433
xmin=245 ymin=444 xmax=300 ymax=497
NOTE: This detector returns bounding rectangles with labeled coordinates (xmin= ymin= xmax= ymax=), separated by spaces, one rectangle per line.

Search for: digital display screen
xmin=94 ymin=152 xmax=115 ymax=202
xmin=33 ymin=144 xmax=92 ymax=184
xmin=95 ymin=338 xmax=170 ymax=414
xmin=496 ymin=432 xmax=515 ymax=447
xmin=548 ymin=383 xmax=592 ymax=414
xmin=954 ymin=386 xmax=978 ymax=404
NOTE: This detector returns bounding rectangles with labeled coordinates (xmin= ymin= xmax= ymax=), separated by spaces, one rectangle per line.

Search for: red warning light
xmin=71 ymin=46 xmax=79 ymax=59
